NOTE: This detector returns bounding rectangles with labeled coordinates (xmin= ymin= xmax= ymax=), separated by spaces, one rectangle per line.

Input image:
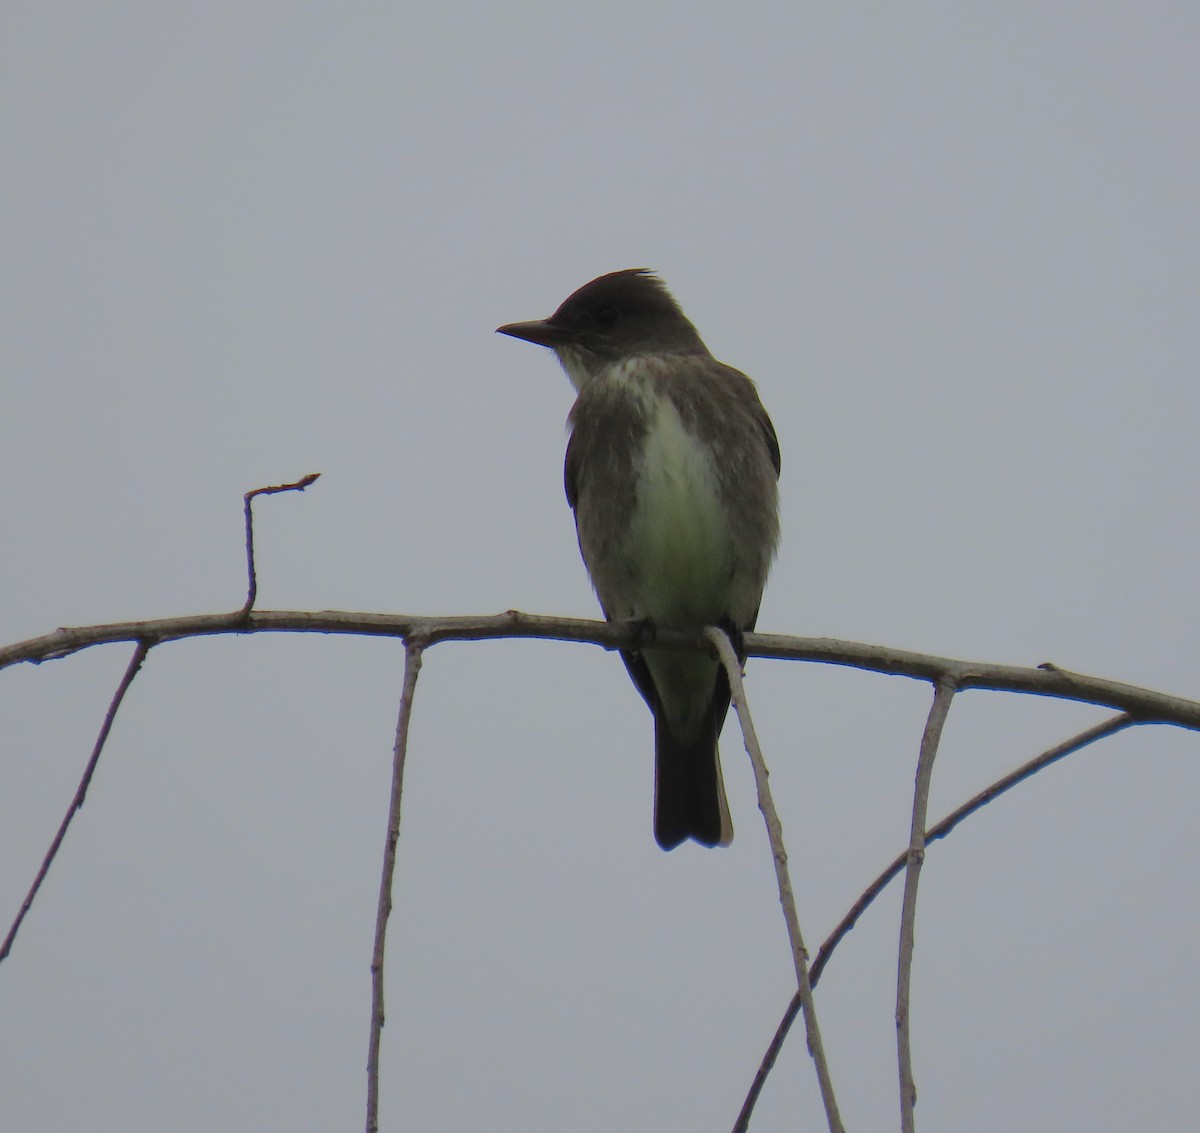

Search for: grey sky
xmin=2 ymin=4 xmax=1198 ymax=1130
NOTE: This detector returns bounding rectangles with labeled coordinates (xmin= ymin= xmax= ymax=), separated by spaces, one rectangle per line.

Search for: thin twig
xmin=706 ymin=629 xmax=844 ymax=1133
xmin=1 ymin=641 xmax=150 ymax=965
xmin=241 ymin=473 xmax=321 ymax=615
xmin=366 ymin=637 xmax=426 ymax=1133
xmin=819 ymin=710 xmax=1139 ymax=987
xmin=735 ymin=711 xmax=1137 ymax=1126
xmin=897 ymin=677 xmax=956 ymax=1133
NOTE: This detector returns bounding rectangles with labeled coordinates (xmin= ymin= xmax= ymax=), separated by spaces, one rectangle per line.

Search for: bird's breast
xmin=625 ymin=391 xmax=733 ymax=626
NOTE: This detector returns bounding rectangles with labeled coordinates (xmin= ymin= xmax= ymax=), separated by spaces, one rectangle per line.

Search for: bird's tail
xmin=652 ymin=670 xmax=733 ymax=850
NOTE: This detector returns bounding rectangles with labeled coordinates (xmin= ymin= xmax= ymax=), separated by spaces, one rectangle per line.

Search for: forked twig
xmin=241 ymin=473 xmax=321 ymax=615
xmin=1 ymin=641 xmax=151 ymax=965
xmin=706 ymin=628 xmax=844 ymax=1133
xmin=366 ymin=637 xmax=426 ymax=1133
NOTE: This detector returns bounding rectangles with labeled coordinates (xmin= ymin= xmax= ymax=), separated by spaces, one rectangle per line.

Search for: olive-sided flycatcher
xmin=498 ymin=270 xmax=780 ymax=849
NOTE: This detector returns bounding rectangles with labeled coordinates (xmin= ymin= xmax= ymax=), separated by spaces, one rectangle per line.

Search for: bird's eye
xmin=593 ymin=305 xmax=619 ymax=327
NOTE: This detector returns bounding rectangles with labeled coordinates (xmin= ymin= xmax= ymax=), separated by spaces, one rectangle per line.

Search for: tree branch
xmin=897 ymin=678 xmax=956 ymax=1132
xmin=706 ymin=629 xmax=843 ymax=1133
xmin=4 ymin=606 xmax=1197 ymax=1128
xmin=1 ymin=641 xmax=150 ymax=964
xmin=366 ymin=637 xmax=425 ymax=1133
xmin=3 ymin=613 xmax=1198 ymax=731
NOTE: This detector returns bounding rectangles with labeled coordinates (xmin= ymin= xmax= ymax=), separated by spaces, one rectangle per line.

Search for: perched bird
xmin=498 ymin=269 xmax=780 ymax=849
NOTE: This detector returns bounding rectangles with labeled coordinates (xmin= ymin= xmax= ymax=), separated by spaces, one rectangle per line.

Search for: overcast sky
xmin=2 ymin=4 xmax=1198 ymax=1131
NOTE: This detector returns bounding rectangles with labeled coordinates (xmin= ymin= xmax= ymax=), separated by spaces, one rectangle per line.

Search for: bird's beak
xmin=496 ymin=318 xmax=567 ymax=348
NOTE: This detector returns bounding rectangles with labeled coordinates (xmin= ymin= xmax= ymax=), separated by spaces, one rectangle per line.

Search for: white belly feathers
xmin=626 ymin=392 xmax=732 ymax=627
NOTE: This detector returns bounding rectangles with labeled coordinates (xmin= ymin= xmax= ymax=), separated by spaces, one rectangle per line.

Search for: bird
xmin=498 ymin=269 xmax=780 ymax=849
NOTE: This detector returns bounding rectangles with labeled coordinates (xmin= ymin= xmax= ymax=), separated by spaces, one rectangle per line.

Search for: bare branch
xmin=897 ymin=678 xmax=956 ymax=1132
xmin=4 ymin=614 xmax=1198 ymax=732
xmin=1 ymin=641 xmax=150 ymax=965
xmin=706 ymin=628 xmax=844 ymax=1133
xmin=241 ymin=474 xmax=321 ymax=615
xmin=734 ymin=712 xmax=1138 ymax=1128
xmin=366 ymin=637 xmax=426 ymax=1133
xmin=3 ymin=602 xmax=1196 ymax=1126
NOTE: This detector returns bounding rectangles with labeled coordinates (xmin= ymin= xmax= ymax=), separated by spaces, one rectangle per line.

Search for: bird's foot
xmin=621 ymin=616 xmax=658 ymax=650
